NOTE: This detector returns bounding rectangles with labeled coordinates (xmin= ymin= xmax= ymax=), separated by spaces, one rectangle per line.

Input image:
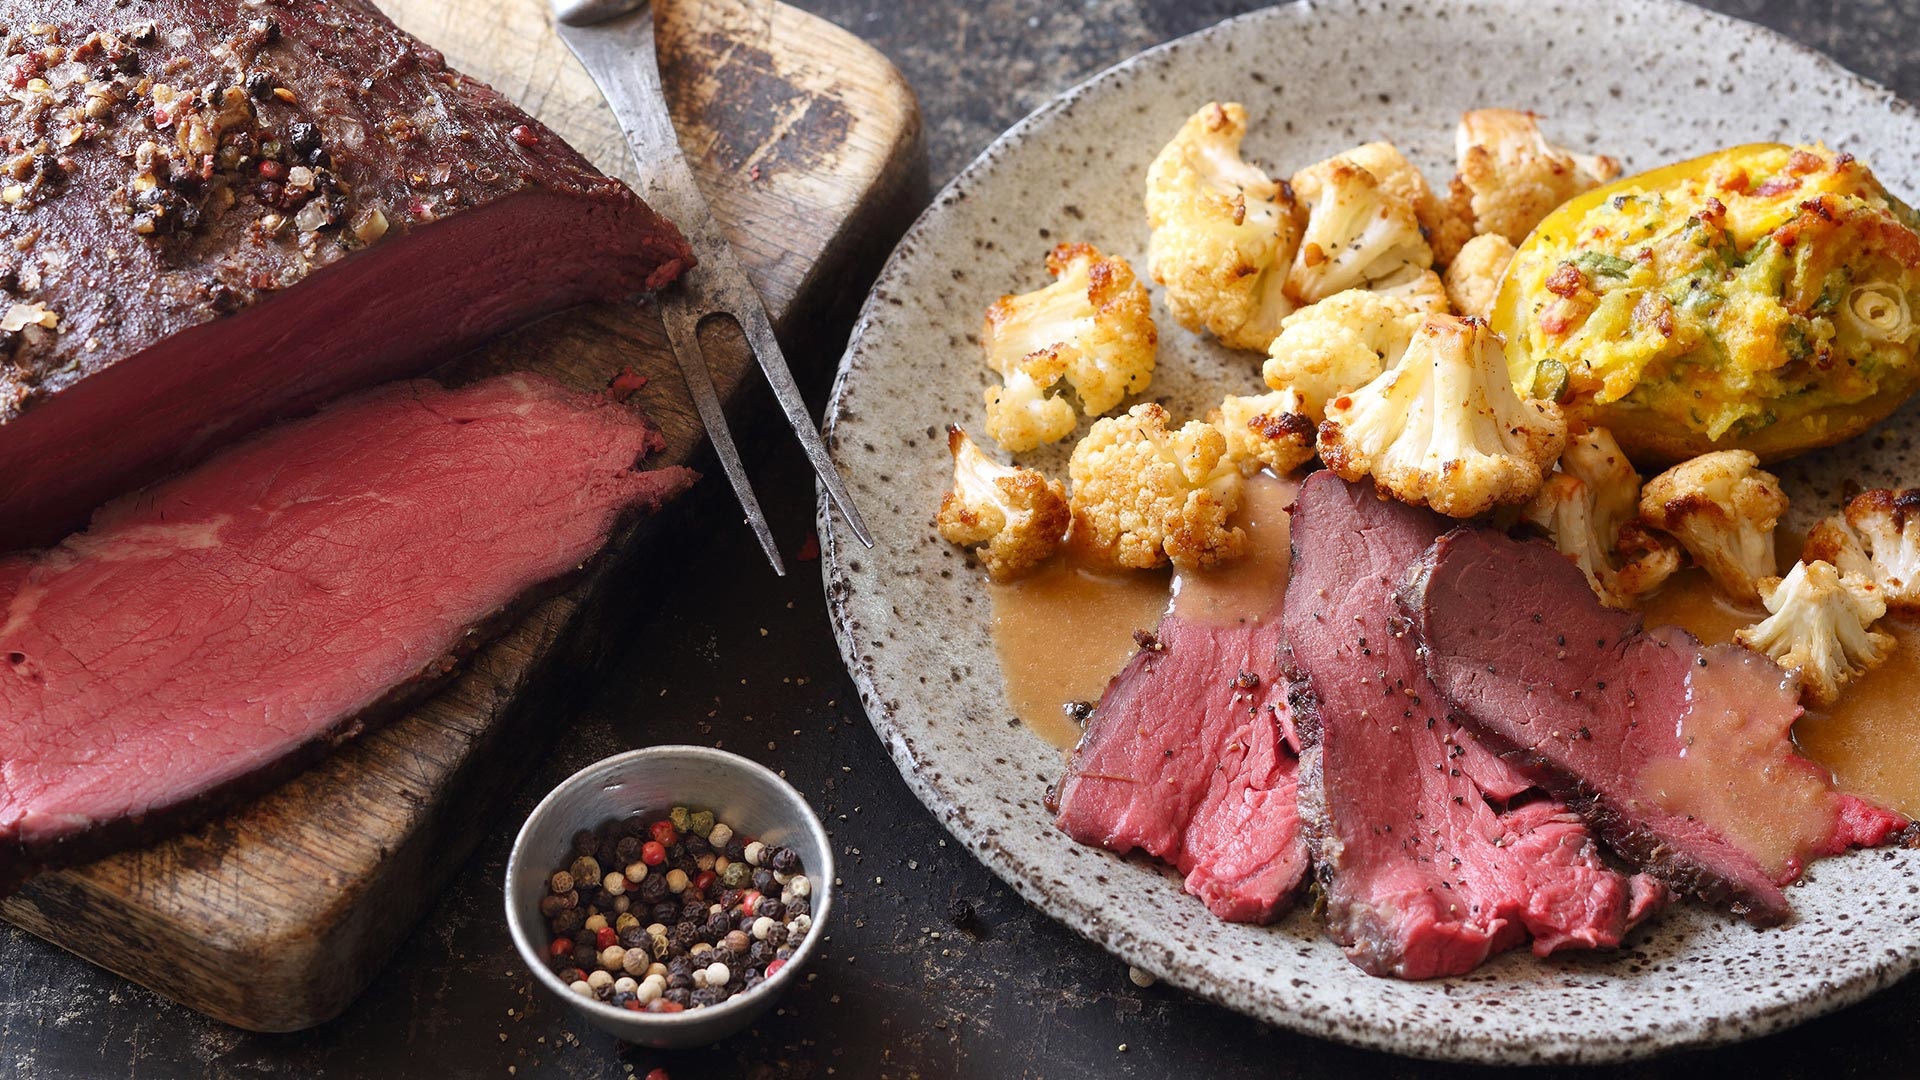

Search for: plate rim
xmin=816 ymin=0 xmax=1920 ymax=1063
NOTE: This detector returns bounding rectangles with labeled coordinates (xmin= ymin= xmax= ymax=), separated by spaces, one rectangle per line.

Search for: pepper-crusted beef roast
xmin=0 ymin=2 xmax=693 ymax=546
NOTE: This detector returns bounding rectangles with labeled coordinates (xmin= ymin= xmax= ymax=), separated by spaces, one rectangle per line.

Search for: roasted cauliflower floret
xmin=1261 ymin=289 xmax=1428 ymax=421
xmin=983 ymin=242 xmax=1158 ymax=422
xmin=1343 ymin=141 xmax=1474 ymax=266
xmin=1318 ymin=314 xmax=1567 ymax=518
xmin=1442 ymin=233 xmax=1517 ymax=319
xmin=1524 ymin=427 xmax=1679 ymax=608
xmin=1068 ymin=403 xmax=1245 ymax=569
xmin=1454 ymin=109 xmax=1622 ymax=244
xmin=983 ymin=348 xmax=1077 ymax=452
xmin=1802 ymin=487 xmax=1920 ymax=613
xmin=1638 ymin=450 xmax=1789 ymax=603
xmin=934 ymin=426 xmax=1072 ymax=579
xmin=1285 ymin=151 xmax=1434 ymax=306
xmin=1213 ymin=389 xmax=1317 ymax=476
xmin=1145 ymin=102 xmax=1302 ymax=351
xmin=1734 ymin=560 xmax=1893 ymax=708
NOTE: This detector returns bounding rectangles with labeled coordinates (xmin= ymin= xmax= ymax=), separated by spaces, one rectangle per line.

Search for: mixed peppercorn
xmin=539 ymin=807 xmax=815 ymax=1014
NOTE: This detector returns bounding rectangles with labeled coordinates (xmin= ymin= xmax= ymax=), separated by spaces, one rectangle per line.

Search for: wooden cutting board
xmin=0 ymin=0 xmax=922 ymax=1033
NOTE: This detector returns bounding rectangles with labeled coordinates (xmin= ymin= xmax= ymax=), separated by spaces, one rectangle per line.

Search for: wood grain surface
xmin=0 ymin=0 xmax=922 ymax=1033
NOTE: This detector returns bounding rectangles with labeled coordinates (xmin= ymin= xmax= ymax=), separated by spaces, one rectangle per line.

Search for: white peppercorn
xmin=584 ymin=913 xmax=609 ymax=933
xmin=614 ymin=976 xmax=638 ymax=995
xmin=744 ymin=841 xmax=766 ymax=866
xmin=603 ymin=871 xmax=628 ymax=896
xmin=586 ymin=969 xmax=614 ymax=992
xmin=625 ymin=861 xmax=648 ymax=883
xmin=665 ymin=868 xmax=689 ymax=894
xmin=704 ymin=962 xmax=730 ymax=986
xmin=569 ymin=980 xmax=594 ymax=999
xmin=751 ymin=916 xmax=775 ymax=940
xmin=708 ymin=823 xmax=733 ymax=849
xmin=622 ymin=949 xmax=649 ymax=977
xmin=599 ymin=945 xmax=626 ymax=971
xmin=636 ymin=978 xmax=663 ymax=1005
xmin=788 ymin=875 xmax=812 ymax=898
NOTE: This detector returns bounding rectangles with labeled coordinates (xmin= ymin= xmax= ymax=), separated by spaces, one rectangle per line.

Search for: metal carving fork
xmin=554 ymin=0 xmax=873 ymax=575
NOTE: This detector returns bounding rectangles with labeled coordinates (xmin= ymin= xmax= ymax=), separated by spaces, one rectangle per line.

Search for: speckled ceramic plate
xmin=819 ymin=0 xmax=1920 ymax=1064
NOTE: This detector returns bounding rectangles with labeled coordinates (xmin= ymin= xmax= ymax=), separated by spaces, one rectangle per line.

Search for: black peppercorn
xmin=616 ymin=837 xmax=642 ymax=864
xmin=751 ymin=868 xmax=776 ymax=894
xmin=572 ymin=944 xmax=597 ymax=968
xmin=669 ymin=922 xmax=699 ymax=951
xmin=287 ymin=122 xmax=321 ymax=155
xmin=690 ymin=988 xmax=725 ymax=1008
xmin=786 ymin=898 xmax=810 ymax=920
xmin=742 ymin=972 xmax=765 ymax=992
xmin=650 ymin=900 xmax=679 ymax=924
xmin=666 ymin=971 xmax=693 ymax=991
xmin=773 ymin=946 xmax=794 ymax=961
xmin=667 ymin=957 xmax=692 ymax=977
xmin=638 ymin=874 xmax=668 ymax=903
xmin=757 ymin=899 xmax=784 ymax=922
xmin=703 ymin=911 xmax=731 ymax=940
xmin=747 ymin=941 xmax=771 ymax=965
xmin=245 ymin=70 xmax=274 ymax=100
xmin=667 ymin=842 xmax=686 ymax=863
xmin=769 ymin=847 xmax=800 ymax=874
xmin=553 ymin=910 xmax=584 ymax=935
xmin=725 ymin=839 xmax=747 ymax=861
xmin=764 ymin=924 xmax=787 ymax=948
xmin=683 ymin=835 xmax=710 ymax=856
xmin=681 ymin=899 xmax=706 ymax=923
xmin=664 ymin=988 xmax=691 ymax=1007
xmin=619 ymin=928 xmax=647 ymax=950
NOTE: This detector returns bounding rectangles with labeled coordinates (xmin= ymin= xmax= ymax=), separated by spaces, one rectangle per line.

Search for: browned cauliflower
xmin=1343 ymin=141 xmax=1474 ymax=266
xmin=1454 ymin=109 xmax=1622 ymax=243
xmin=1638 ymin=450 xmax=1789 ymax=603
xmin=1318 ymin=314 xmax=1567 ymax=518
xmin=934 ymin=426 xmax=1071 ymax=579
xmin=1284 ymin=151 xmax=1434 ymax=307
xmin=1802 ymin=488 xmax=1920 ymax=614
xmin=1068 ymin=403 xmax=1245 ymax=569
xmin=981 ymin=242 xmax=1157 ymax=451
xmin=1524 ymin=427 xmax=1679 ymax=608
xmin=1260 ymin=289 xmax=1428 ymax=421
xmin=1442 ymin=233 xmax=1517 ymax=319
xmin=1734 ymin=560 xmax=1893 ymax=708
xmin=982 ymin=347 xmax=1077 ymax=452
xmin=1213 ymin=389 xmax=1317 ymax=476
xmin=1144 ymin=102 xmax=1302 ymax=351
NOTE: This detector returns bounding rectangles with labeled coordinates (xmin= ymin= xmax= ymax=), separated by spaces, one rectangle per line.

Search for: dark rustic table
xmin=7 ymin=2 xmax=1919 ymax=1077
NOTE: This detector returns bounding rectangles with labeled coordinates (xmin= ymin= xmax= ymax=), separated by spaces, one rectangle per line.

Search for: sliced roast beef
xmin=1404 ymin=526 xmax=1909 ymax=925
xmin=1052 ymin=610 xmax=1307 ymax=923
xmin=0 ymin=374 xmax=694 ymax=884
xmin=1281 ymin=473 xmax=1663 ymax=978
xmin=0 ymin=3 xmax=693 ymax=547
xmin=1051 ymin=477 xmax=1308 ymax=924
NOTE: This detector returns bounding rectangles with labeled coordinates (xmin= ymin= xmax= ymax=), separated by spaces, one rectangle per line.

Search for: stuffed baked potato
xmin=1492 ymin=143 xmax=1920 ymax=463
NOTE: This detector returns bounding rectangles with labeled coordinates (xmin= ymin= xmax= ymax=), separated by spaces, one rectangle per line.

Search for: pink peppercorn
xmin=694 ymin=870 xmax=717 ymax=893
xmin=641 ymin=840 xmax=667 ymax=866
xmin=650 ymin=820 xmax=678 ymax=846
xmin=549 ymin=937 xmax=572 ymax=959
xmin=596 ymin=927 xmax=618 ymax=950
xmin=765 ymin=959 xmax=786 ymax=978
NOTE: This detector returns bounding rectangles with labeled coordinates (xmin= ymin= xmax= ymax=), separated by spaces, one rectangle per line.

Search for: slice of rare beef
xmin=0 ymin=3 xmax=694 ymax=547
xmin=1281 ymin=472 xmax=1663 ymax=979
xmin=0 ymin=374 xmax=694 ymax=886
xmin=1051 ymin=478 xmax=1307 ymax=924
xmin=1404 ymin=526 xmax=1910 ymax=925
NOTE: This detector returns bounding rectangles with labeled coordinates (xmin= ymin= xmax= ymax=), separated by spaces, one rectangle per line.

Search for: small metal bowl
xmin=505 ymin=745 xmax=835 ymax=1048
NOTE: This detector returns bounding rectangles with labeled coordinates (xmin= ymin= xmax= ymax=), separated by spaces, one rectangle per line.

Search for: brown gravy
xmin=1637 ymin=640 xmax=1839 ymax=878
xmin=988 ymin=473 xmax=1297 ymax=751
xmin=1640 ymin=568 xmax=1920 ymax=819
